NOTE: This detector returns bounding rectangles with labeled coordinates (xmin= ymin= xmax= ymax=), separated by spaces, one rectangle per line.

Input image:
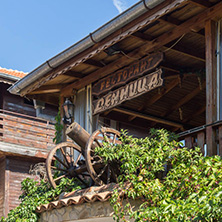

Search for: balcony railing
xmin=178 ymin=120 xmax=222 ymax=156
xmin=0 ymin=109 xmax=55 ymax=154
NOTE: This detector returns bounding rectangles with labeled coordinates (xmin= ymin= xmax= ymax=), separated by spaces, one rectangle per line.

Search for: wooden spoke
xmin=70 ymin=146 xmax=74 ymax=164
xmin=95 ymin=138 xmax=102 ymax=147
xmin=60 ymin=147 xmax=70 ymax=167
xmin=113 ymin=134 xmax=117 ymax=144
xmin=46 ymin=142 xmax=91 ymax=189
xmin=85 ymin=127 xmax=121 ymax=185
xmin=92 ymin=155 xmax=102 ymax=161
xmin=111 ymin=167 xmax=118 ymax=182
xmin=74 ymin=153 xmax=82 ymax=166
xmin=54 ymin=174 xmax=67 ymax=182
xmin=76 ymin=175 xmax=89 ymax=186
xmin=102 ymin=131 xmax=109 ymax=143
xmin=81 ymin=172 xmax=91 ymax=177
xmin=51 ymin=166 xmax=68 ymax=172
xmin=107 ymin=165 xmax=111 ymax=184
xmin=53 ymin=155 xmax=69 ymax=169
xmin=96 ymin=164 xmax=107 ymax=179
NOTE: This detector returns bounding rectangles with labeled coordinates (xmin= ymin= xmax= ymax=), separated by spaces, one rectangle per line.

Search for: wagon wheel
xmin=85 ymin=128 xmax=121 ymax=186
xmin=46 ymin=142 xmax=91 ymax=189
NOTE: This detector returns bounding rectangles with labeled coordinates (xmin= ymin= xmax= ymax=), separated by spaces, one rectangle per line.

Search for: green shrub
xmin=0 ymin=177 xmax=83 ymax=222
xmin=96 ymin=129 xmax=222 ymax=221
xmin=2 ymin=128 xmax=222 ymax=222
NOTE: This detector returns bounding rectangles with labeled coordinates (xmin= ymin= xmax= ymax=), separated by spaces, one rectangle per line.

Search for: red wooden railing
xmin=0 ymin=109 xmax=55 ymax=152
xmin=178 ymin=121 xmax=222 ymax=156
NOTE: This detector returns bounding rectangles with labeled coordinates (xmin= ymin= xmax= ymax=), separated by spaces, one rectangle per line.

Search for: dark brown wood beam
xmin=162 ymin=80 xmax=206 ymax=118
xmin=63 ymin=71 xmax=84 ymax=79
xmin=172 ymin=105 xmax=206 ymax=131
xmin=159 ymin=15 xmax=181 ymax=27
xmin=189 ymin=0 xmax=211 ymax=8
xmin=183 ymin=105 xmax=206 ymax=123
xmin=160 ymin=64 xmax=180 ymax=73
xmin=28 ymin=84 xmax=65 ymax=95
xmin=132 ymin=32 xmax=153 ymax=41
xmin=134 ymin=31 xmax=205 ymax=62
xmin=27 ymin=94 xmax=59 ymax=106
xmin=61 ymin=1 xmax=222 ymax=97
xmin=165 ymin=44 xmax=205 ymax=62
xmin=205 ymin=20 xmax=217 ymax=156
xmin=84 ymin=59 xmax=104 ymax=68
xmin=192 ymin=30 xmax=205 ymax=37
xmin=113 ymin=107 xmax=184 ymax=129
xmin=103 ymin=110 xmax=112 ymax=116
xmin=101 ymin=112 xmax=152 ymax=131
xmin=128 ymin=78 xmax=180 ymax=121
xmin=141 ymin=1 xmax=222 ymax=52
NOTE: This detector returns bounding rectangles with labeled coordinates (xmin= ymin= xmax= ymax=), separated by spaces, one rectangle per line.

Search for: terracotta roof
xmin=0 ymin=67 xmax=27 ymax=78
xmin=36 ymin=183 xmax=119 ymax=213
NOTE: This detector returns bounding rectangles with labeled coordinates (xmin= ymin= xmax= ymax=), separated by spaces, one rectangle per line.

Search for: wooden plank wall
xmin=0 ymin=83 xmax=57 ymax=154
xmin=1 ymin=83 xmax=36 ymax=116
xmin=0 ymin=157 xmax=5 ymax=218
xmin=6 ymin=156 xmax=39 ymax=214
xmin=1 ymin=83 xmax=57 ymax=117
xmin=120 ymin=122 xmax=150 ymax=138
xmin=0 ymin=85 xmax=3 ymax=109
xmin=0 ymin=111 xmax=55 ymax=151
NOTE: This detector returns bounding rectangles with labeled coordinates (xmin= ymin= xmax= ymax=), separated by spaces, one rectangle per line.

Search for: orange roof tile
xmin=36 ymin=183 xmax=119 ymax=213
xmin=0 ymin=67 xmax=27 ymax=78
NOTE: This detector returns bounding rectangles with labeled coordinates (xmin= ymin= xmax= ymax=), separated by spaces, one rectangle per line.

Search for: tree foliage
xmin=95 ymin=129 xmax=222 ymax=221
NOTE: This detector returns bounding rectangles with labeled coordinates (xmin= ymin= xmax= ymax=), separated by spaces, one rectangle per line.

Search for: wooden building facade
xmin=9 ymin=0 xmax=222 ymax=158
xmin=0 ymin=68 xmax=57 ymax=217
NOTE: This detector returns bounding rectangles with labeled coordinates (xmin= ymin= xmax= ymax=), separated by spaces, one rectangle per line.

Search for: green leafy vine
xmin=96 ymin=128 xmax=222 ymax=221
xmin=0 ymin=178 xmax=83 ymax=222
xmin=53 ymin=107 xmax=63 ymax=145
xmin=2 ymin=128 xmax=222 ymax=221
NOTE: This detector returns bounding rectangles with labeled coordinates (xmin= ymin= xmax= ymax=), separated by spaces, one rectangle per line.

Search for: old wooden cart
xmin=46 ymin=122 xmax=121 ymax=188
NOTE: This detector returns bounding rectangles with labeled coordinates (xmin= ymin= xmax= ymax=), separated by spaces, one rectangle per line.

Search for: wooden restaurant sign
xmin=93 ymin=69 xmax=163 ymax=115
xmin=92 ymin=52 xmax=164 ymax=96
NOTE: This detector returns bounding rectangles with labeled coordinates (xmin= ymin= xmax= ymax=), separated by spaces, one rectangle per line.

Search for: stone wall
xmin=39 ymin=199 xmax=141 ymax=222
xmin=39 ymin=201 xmax=113 ymax=222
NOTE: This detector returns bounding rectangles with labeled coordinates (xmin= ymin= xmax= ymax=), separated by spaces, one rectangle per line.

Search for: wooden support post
xmin=219 ymin=126 xmax=222 ymax=156
xmin=205 ymin=20 xmax=217 ymax=156
xmin=197 ymin=131 xmax=205 ymax=155
xmin=185 ymin=136 xmax=193 ymax=149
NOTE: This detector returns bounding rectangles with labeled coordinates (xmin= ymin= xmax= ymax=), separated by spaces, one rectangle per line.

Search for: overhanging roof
xmin=9 ymin=0 xmax=185 ymax=96
xmin=7 ymin=0 xmax=222 ymax=132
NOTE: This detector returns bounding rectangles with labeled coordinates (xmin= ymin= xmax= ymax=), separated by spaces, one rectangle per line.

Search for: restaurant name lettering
xmin=92 ymin=52 xmax=164 ymax=96
xmin=93 ymin=69 xmax=163 ymax=115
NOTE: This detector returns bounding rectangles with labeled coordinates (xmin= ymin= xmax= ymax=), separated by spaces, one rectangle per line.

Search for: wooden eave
xmin=24 ymin=0 xmax=221 ymax=132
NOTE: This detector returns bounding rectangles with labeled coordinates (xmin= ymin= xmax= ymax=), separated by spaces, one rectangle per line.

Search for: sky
xmin=0 ymin=0 xmax=139 ymax=73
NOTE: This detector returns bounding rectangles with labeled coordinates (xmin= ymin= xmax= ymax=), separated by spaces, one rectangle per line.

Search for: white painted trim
xmin=86 ymin=84 xmax=92 ymax=134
